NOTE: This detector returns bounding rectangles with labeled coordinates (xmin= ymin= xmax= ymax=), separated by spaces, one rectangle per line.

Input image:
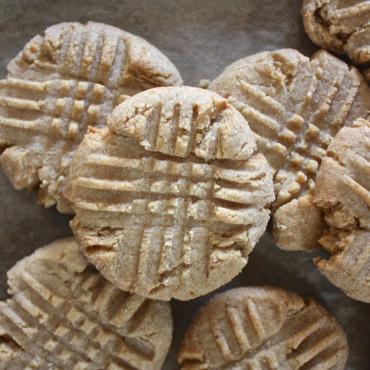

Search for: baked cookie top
xmin=65 ymin=86 xmax=275 ymax=301
xmin=178 ymin=286 xmax=348 ymax=370
xmin=302 ymin=0 xmax=370 ymax=79
xmin=0 ymin=21 xmax=182 ymax=213
xmin=210 ymin=48 xmax=370 ymax=251
xmin=0 ymin=238 xmax=173 ymax=370
xmin=314 ymin=118 xmax=370 ymax=303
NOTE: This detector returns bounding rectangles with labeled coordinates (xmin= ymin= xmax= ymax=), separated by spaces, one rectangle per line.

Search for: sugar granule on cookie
xmin=0 ymin=238 xmax=173 ymax=370
xmin=0 ymin=21 xmax=182 ymax=213
xmin=65 ymin=86 xmax=275 ymax=301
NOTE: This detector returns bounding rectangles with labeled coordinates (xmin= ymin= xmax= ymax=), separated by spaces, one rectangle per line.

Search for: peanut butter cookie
xmin=65 ymin=86 xmax=275 ymax=301
xmin=178 ymin=286 xmax=348 ymax=370
xmin=303 ymin=0 xmax=370 ymax=81
xmin=0 ymin=22 xmax=182 ymax=213
xmin=0 ymin=238 xmax=173 ymax=370
xmin=314 ymin=118 xmax=370 ymax=303
xmin=210 ymin=49 xmax=370 ymax=251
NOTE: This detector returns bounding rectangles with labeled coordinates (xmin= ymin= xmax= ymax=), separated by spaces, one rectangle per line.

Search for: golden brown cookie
xmin=178 ymin=286 xmax=348 ymax=370
xmin=64 ymin=86 xmax=275 ymax=301
xmin=0 ymin=21 xmax=182 ymax=213
xmin=302 ymin=0 xmax=370 ymax=80
xmin=313 ymin=118 xmax=370 ymax=303
xmin=210 ymin=48 xmax=370 ymax=251
xmin=0 ymin=238 xmax=173 ymax=370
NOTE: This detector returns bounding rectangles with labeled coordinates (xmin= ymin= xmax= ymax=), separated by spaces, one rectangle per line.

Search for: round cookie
xmin=0 ymin=238 xmax=173 ymax=370
xmin=302 ymin=0 xmax=370 ymax=81
xmin=65 ymin=86 xmax=275 ymax=301
xmin=0 ymin=21 xmax=182 ymax=213
xmin=313 ymin=118 xmax=370 ymax=303
xmin=178 ymin=286 xmax=348 ymax=370
xmin=210 ymin=48 xmax=370 ymax=251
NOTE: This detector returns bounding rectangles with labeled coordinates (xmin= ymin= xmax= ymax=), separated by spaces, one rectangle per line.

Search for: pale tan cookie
xmin=313 ymin=118 xmax=370 ymax=303
xmin=302 ymin=0 xmax=370 ymax=80
xmin=0 ymin=21 xmax=182 ymax=213
xmin=64 ymin=86 xmax=275 ymax=301
xmin=178 ymin=286 xmax=348 ymax=370
xmin=210 ymin=48 xmax=370 ymax=251
xmin=0 ymin=238 xmax=172 ymax=370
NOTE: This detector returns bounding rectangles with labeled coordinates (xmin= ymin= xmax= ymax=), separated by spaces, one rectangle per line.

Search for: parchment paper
xmin=0 ymin=1 xmax=368 ymax=369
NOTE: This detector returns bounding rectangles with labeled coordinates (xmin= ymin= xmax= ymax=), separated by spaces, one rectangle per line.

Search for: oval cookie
xmin=0 ymin=21 xmax=182 ymax=213
xmin=302 ymin=0 xmax=370 ymax=80
xmin=65 ymin=86 xmax=275 ymax=301
xmin=210 ymin=48 xmax=370 ymax=251
xmin=314 ymin=118 xmax=370 ymax=303
xmin=0 ymin=238 xmax=172 ymax=370
xmin=178 ymin=286 xmax=348 ymax=370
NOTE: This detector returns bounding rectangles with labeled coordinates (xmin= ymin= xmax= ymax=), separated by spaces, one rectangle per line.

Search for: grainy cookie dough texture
xmin=65 ymin=86 xmax=275 ymax=301
xmin=178 ymin=287 xmax=348 ymax=370
xmin=0 ymin=21 xmax=183 ymax=213
xmin=210 ymin=48 xmax=370 ymax=251
xmin=0 ymin=238 xmax=173 ymax=370
xmin=302 ymin=0 xmax=370 ymax=81
xmin=314 ymin=118 xmax=370 ymax=303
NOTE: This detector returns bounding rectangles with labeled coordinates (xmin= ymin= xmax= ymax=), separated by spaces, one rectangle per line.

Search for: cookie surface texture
xmin=178 ymin=286 xmax=348 ymax=370
xmin=313 ymin=118 xmax=370 ymax=303
xmin=0 ymin=21 xmax=183 ymax=213
xmin=210 ymin=48 xmax=370 ymax=251
xmin=65 ymin=86 xmax=275 ymax=301
xmin=0 ymin=238 xmax=173 ymax=370
xmin=302 ymin=0 xmax=370 ymax=80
